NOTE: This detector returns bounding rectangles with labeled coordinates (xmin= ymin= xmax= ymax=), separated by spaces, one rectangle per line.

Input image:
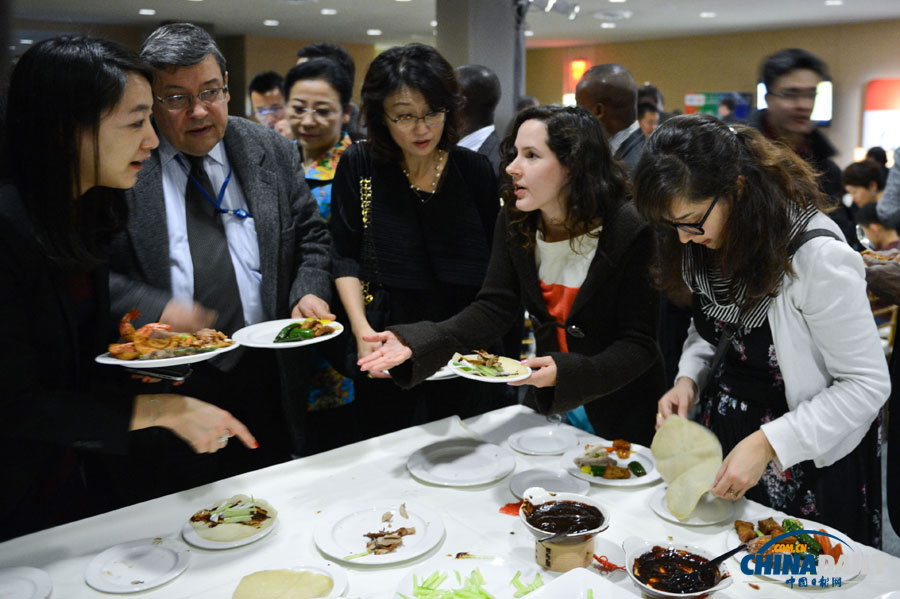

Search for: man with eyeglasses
xmin=749 ymin=48 xmax=855 ymax=247
xmin=107 ymin=23 xmax=333 ymax=502
xmin=248 ymin=71 xmax=293 ymax=140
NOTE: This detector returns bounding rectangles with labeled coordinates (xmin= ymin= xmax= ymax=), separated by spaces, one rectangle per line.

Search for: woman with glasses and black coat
xmin=330 ymin=43 xmax=501 ymax=437
xmin=634 ymin=114 xmax=888 ymax=546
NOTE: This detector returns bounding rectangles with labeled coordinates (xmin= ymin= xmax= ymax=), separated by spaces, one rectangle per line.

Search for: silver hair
xmin=140 ymin=22 xmax=226 ymax=78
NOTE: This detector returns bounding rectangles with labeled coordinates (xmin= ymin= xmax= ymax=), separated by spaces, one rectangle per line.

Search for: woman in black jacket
xmin=0 ymin=35 xmax=256 ymax=539
xmin=358 ymin=105 xmax=665 ymax=445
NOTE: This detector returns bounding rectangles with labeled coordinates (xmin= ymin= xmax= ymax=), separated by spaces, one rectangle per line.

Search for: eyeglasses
xmin=666 ymin=196 xmax=721 ymax=236
xmin=767 ymin=89 xmax=818 ymax=103
xmin=254 ymin=104 xmax=285 ymax=117
xmin=289 ymin=106 xmax=338 ymax=121
xmin=385 ymin=109 xmax=447 ymax=130
xmin=155 ymin=86 xmax=228 ymax=111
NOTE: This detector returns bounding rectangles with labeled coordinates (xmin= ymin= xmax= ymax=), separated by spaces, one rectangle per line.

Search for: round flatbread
xmin=189 ymin=494 xmax=277 ymax=542
xmin=232 ymin=570 xmax=333 ymax=599
xmin=651 ymin=416 xmax=723 ymax=521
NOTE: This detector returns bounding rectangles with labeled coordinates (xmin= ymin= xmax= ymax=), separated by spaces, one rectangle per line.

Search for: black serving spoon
xmin=665 ymin=543 xmax=747 ymax=591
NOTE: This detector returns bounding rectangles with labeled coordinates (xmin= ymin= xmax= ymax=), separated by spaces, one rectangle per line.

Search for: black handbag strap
xmin=706 ymin=227 xmax=842 ymax=380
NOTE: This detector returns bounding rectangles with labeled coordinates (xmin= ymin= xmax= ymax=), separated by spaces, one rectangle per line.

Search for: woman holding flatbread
xmin=0 ymin=35 xmax=257 ymax=539
xmin=356 ymin=105 xmax=666 ymax=446
xmin=634 ymin=114 xmax=888 ymax=545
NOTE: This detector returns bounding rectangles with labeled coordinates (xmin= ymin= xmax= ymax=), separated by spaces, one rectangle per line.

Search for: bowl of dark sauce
xmin=622 ymin=537 xmax=733 ymax=598
xmin=520 ymin=487 xmax=609 ymax=544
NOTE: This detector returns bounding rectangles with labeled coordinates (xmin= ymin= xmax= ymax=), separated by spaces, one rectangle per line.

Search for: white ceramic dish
xmin=562 ymin=441 xmax=661 ymax=487
xmin=526 ymin=566 xmax=634 ymax=599
xmin=181 ymin=516 xmax=278 ymax=549
xmin=313 ymin=500 xmax=444 ymax=565
xmin=232 ymin=318 xmax=343 ymax=349
xmin=649 ymin=487 xmax=736 ymax=526
xmin=232 ymin=562 xmax=348 ymax=599
xmin=84 ymin=537 xmax=191 ymax=594
xmin=519 ymin=487 xmax=610 ymax=543
xmin=508 ymin=426 xmax=579 ymax=456
xmin=622 ymin=536 xmax=733 ymax=599
xmin=407 ymin=438 xmax=516 ymax=487
xmin=509 ymin=468 xmax=589 ymax=499
xmin=725 ymin=516 xmax=862 ymax=582
xmin=0 ymin=567 xmax=52 ymax=599
xmin=392 ymin=556 xmax=541 ymax=598
xmin=447 ymin=354 xmax=531 ymax=383
xmin=95 ymin=340 xmax=239 ymax=368
xmin=425 ymin=365 xmax=458 ymax=381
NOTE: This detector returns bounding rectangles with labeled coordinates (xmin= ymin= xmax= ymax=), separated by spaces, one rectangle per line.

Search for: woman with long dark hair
xmin=0 ymin=35 xmax=256 ymax=539
xmin=357 ymin=105 xmax=666 ymax=445
xmin=633 ymin=114 xmax=888 ymax=545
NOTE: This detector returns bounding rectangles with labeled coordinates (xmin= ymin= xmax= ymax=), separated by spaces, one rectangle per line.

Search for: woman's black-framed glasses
xmin=666 ymin=196 xmax=720 ymax=235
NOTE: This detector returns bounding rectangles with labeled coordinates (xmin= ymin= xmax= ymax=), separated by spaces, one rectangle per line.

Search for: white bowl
xmin=519 ymin=487 xmax=610 ymax=544
xmin=622 ymin=536 xmax=733 ymax=599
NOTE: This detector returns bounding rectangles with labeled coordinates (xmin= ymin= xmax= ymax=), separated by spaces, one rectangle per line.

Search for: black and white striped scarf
xmin=682 ymin=202 xmax=819 ymax=330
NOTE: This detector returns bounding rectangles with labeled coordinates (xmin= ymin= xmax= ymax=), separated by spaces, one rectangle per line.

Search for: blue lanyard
xmin=175 ymin=155 xmax=252 ymax=219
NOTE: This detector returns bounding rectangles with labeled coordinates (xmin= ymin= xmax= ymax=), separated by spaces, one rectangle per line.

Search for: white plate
xmin=95 ymin=340 xmax=239 ymax=368
xmin=649 ymin=487 xmax=735 ymax=526
xmin=509 ymin=468 xmax=590 ymax=499
xmin=0 ymin=567 xmax=52 ymax=599
xmin=314 ymin=500 xmax=445 ymax=565
xmin=425 ymin=365 xmax=458 ymax=381
xmin=622 ymin=537 xmax=733 ymax=599
xmin=407 ymin=438 xmax=516 ymax=487
xmin=562 ymin=441 xmax=661 ymax=487
xmin=181 ymin=516 xmax=278 ymax=550
xmin=725 ymin=516 xmax=862 ymax=582
xmin=527 ymin=566 xmax=634 ymax=599
xmin=393 ymin=556 xmax=542 ymax=598
xmin=233 ymin=562 xmax=348 ymax=599
xmin=508 ymin=426 xmax=579 ymax=455
xmin=232 ymin=318 xmax=343 ymax=349
xmin=447 ymin=354 xmax=531 ymax=383
xmin=84 ymin=537 xmax=191 ymax=594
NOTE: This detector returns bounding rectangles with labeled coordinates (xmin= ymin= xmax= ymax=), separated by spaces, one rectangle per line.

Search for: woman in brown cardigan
xmin=359 ymin=105 xmax=665 ymax=445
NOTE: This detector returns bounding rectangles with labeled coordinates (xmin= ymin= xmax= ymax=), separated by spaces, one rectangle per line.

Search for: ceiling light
xmin=568 ymin=4 xmax=580 ymax=19
xmin=187 ymin=0 xmax=204 ymax=2
xmin=367 ymin=29 xmax=383 ymax=36
xmin=138 ymin=8 xmax=156 ymax=15
xmin=601 ymin=21 xmax=616 ymax=28
xmin=609 ymin=0 xmax=626 ymax=2
xmin=321 ymin=8 xmax=337 ymax=14
xmin=524 ymin=30 xmax=535 ymax=37
xmin=825 ymin=0 xmax=843 ymax=4
xmin=700 ymin=11 xmax=716 ymax=18
xmin=430 ymin=20 xmax=437 ymax=27
xmin=263 ymin=19 xmax=279 ymax=26
xmin=19 ymin=39 xmax=33 ymax=44
xmin=545 ymin=0 xmax=557 ymax=12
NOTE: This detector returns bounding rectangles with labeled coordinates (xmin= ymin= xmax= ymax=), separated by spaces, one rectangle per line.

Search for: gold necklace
xmin=402 ymin=150 xmax=446 ymax=199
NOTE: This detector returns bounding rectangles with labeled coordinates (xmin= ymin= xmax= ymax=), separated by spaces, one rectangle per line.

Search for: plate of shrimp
xmin=95 ymin=309 xmax=239 ymax=367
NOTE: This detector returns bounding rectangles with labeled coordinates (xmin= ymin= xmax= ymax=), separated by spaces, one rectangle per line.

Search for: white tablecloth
xmin=0 ymin=405 xmax=897 ymax=598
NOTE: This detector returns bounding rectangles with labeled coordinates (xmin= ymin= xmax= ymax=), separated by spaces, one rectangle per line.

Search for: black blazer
xmin=0 ymin=183 xmax=133 ymax=531
xmin=390 ymin=201 xmax=666 ymax=445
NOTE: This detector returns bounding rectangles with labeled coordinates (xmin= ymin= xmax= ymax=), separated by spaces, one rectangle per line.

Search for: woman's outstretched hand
xmin=357 ymin=330 xmax=412 ymax=375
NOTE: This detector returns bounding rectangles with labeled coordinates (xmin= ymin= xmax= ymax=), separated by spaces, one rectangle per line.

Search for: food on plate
xmin=521 ymin=499 xmax=605 ymax=534
xmin=593 ymin=553 xmax=625 ymax=572
xmin=189 ymin=494 xmax=277 ymax=542
xmin=364 ymin=526 xmax=416 ymax=555
xmin=108 ymin=309 xmax=233 ymax=361
xmin=574 ymin=442 xmax=646 ymax=479
xmin=450 ymin=350 xmax=527 ymax=378
xmin=273 ymin=318 xmax=335 ymax=343
xmin=633 ymin=545 xmax=722 ymax=594
xmin=734 ymin=517 xmax=843 ymax=565
xmin=232 ymin=569 xmax=333 ymax=599
xmin=650 ymin=416 xmax=723 ymax=520
xmin=862 ymin=249 xmax=891 ymax=261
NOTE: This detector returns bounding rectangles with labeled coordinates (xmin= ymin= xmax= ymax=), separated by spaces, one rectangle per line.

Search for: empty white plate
xmin=407 ymin=438 xmax=516 ymax=487
xmin=509 ymin=468 xmax=590 ymax=499
xmin=649 ymin=486 xmax=735 ymax=526
xmin=507 ymin=426 xmax=578 ymax=455
xmin=84 ymin=537 xmax=191 ymax=593
xmin=0 ymin=567 xmax=52 ymax=599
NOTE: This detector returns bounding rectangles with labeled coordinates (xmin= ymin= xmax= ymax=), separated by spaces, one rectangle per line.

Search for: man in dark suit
xmin=456 ymin=64 xmax=502 ymax=175
xmin=575 ymin=64 xmax=644 ymax=174
xmin=107 ymin=23 xmax=332 ymax=501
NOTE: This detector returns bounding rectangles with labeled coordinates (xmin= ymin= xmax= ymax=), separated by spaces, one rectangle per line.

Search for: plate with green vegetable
xmin=393 ymin=556 xmax=546 ymax=598
xmin=448 ymin=351 xmax=531 ymax=383
xmin=231 ymin=318 xmax=343 ymax=349
xmin=563 ymin=440 xmax=661 ymax=487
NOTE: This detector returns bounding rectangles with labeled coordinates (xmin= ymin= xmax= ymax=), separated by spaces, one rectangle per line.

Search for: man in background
xmin=248 ymin=71 xmax=292 ymax=139
xmin=637 ymin=102 xmax=659 ymax=139
xmin=456 ymin=64 xmax=502 ymax=174
xmin=718 ymin=96 xmax=739 ymax=123
xmin=576 ymin=64 xmax=644 ymax=173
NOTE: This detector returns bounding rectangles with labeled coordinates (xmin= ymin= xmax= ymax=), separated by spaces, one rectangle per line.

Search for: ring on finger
xmin=729 ymin=489 xmax=739 ymax=498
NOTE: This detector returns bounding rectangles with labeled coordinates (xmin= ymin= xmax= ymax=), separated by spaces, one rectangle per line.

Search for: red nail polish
xmin=253 ymin=441 xmax=259 ymax=448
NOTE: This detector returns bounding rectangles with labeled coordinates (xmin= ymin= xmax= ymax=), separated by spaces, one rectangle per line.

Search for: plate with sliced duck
xmin=447 ymin=350 xmax=531 ymax=383
xmin=562 ymin=438 xmax=661 ymax=487
xmin=95 ymin=309 xmax=239 ymax=368
xmin=232 ymin=318 xmax=343 ymax=349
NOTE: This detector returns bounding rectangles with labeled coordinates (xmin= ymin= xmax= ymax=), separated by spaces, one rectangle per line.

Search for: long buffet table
xmin=1 ymin=405 xmax=898 ymax=598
